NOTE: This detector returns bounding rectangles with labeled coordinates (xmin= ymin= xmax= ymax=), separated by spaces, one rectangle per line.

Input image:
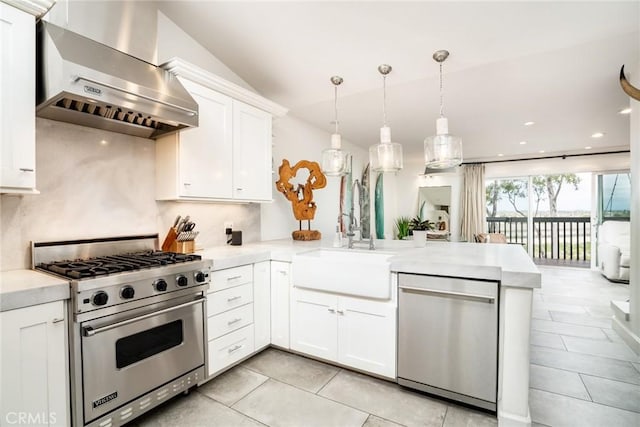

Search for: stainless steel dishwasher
xmin=397 ymin=273 xmax=498 ymax=411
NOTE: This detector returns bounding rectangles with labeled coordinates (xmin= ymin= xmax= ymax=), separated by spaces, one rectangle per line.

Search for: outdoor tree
xmin=532 ymin=174 xmax=581 ymax=216
xmin=486 ymin=180 xmax=501 ymax=217
xmin=499 ymin=180 xmax=527 ymax=217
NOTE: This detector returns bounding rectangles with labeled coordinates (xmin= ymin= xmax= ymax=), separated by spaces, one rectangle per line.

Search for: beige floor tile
xmin=130 ymin=392 xmax=264 ymax=427
xmin=442 ymin=405 xmax=497 ymax=427
xmin=529 ymin=364 xmax=590 ymax=400
xmin=529 ymin=388 xmax=640 ymax=427
xmin=530 ymin=330 xmax=566 ymax=350
xmin=562 ymin=335 xmax=640 ymax=363
xmin=530 ymin=345 xmax=640 ymax=385
xmin=549 ymin=311 xmax=612 ymax=328
xmin=362 ymin=415 xmax=404 ymax=427
xmin=242 ymin=348 xmax=339 ymax=393
xmin=531 ymin=318 xmax=607 ymax=340
xmin=318 ymin=369 xmax=447 ymax=427
xmin=232 ymin=379 xmax=368 ymax=427
xmin=581 ymin=374 xmax=640 ymax=413
xmin=198 ymin=365 xmax=269 ymax=406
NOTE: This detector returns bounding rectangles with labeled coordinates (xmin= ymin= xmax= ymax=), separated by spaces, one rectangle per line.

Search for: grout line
xmin=529 ymin=386 xmax=640 ymax=414
xmin=194 ymin=388 xmax=270 ymax=426
xmin=316 ymin=367 xmax=342 ymax=395
xmin=529 ymin=360 xmax=640 ymax=388
xmin=577 ymin=373 xmax=594 ymax=402
xmin=440 ymin=405 xmax=449 ymax=427
xmin=528 ymin=385 xmax=590 ymax=402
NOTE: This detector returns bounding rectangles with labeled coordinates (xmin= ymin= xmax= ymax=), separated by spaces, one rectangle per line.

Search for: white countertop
xmin=389 ymin=242 xmax=541 ymax=288
xmin=0 ymin=269 xmax=70 ymax=312
xmin=0 ymin=239 xmax=539 ymax=311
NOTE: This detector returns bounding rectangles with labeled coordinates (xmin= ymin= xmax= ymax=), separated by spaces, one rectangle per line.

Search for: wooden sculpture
xmin=275 ymin=159 xmax=327 ymax=240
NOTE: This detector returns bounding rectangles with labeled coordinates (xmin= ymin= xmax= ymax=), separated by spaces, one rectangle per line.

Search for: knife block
xmin=170 ymin=240 xmax=195 ymax=254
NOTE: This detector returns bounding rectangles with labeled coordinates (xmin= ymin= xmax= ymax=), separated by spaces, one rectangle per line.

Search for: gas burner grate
xmin=38 ymin=251 xmax=202 ymax=280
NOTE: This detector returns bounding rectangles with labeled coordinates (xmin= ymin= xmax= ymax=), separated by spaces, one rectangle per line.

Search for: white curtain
xmin=460 ymin=164 xmax=486 ymax=242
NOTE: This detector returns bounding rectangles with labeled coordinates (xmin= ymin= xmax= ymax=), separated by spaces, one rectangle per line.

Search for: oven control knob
xmin=92 ymin=291 xmax=109 ymax=306
xmin=120 ymin=286 xmax=135 ymax=299
xmin=154 ymin=279 xmax=168 ymax=292
xmin=195 ymin=271 xmax=206 ymax=283
xmin=176 ymin=275 xmax=188 ymax=287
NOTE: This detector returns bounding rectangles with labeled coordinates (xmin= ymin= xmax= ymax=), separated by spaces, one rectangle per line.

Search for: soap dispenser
xmin=332 ymin=222 xmax=343 ymax=248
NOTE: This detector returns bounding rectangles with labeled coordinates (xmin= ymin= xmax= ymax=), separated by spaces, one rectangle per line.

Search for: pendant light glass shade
xmin=321 ymin=76 xmax=351 ymax=176
xmin=370 ymin=64 xmax=403 ymax=173
xmin=424 ymin=50 xmax=462 ymax=169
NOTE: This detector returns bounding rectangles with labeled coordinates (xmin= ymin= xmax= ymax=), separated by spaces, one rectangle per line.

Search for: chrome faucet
xmin=347 ymin=179 xmax=375 ymax=250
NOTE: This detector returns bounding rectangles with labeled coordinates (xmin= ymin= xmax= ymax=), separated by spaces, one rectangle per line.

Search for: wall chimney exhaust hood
xmin=36 ymin=21 xmax=198 ymax=139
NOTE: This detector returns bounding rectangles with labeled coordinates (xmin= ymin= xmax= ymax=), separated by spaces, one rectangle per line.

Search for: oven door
xmin=80 ymin=294 xmax=205 ymax=424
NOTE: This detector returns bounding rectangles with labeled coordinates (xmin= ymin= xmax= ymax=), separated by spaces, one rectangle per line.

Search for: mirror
xmin=418 ymin=186 xmax=451 ymax=234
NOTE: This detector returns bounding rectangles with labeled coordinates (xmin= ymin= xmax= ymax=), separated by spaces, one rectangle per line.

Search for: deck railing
xmin=486 ymin=216 xmax=591 ymax=262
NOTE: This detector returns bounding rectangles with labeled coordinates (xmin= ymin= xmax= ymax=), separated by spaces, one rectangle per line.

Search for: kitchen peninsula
xmin=2 ymin=238 xmax=539 ymax=427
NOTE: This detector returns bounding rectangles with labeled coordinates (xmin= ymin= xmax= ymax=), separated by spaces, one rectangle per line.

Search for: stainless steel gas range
xmin=33 ymin=235 xmax=212 ymax=427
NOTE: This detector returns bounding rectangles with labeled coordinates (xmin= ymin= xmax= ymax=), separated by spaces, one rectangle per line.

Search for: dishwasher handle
xmin=399 ymin=285 xmax=496 ymax=304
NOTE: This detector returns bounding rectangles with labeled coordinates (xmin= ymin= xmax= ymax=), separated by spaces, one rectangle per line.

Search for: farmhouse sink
xmin=291 ymin=248 xmax=394 ymax=299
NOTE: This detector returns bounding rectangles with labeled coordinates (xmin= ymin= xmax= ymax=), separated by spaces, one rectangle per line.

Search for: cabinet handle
xmin=227 ymin=295 xmax=242 ymax=302
xmin=183 ymin=183 xmax=191 ymax=186
xmin=328 ymin=308 xmax=336 ymax=313
xmin=228 ymin=344 xmax=244 ymax=354
xmin=227 ymin=275 xmax=242 ymax=281
xmin=19 ymin=168 xmax=34 ymax=172
xmin=51 ymin=318 xmax=64 ymax=324
xmin=336 ymin=309 xmax=344 ymax=315
xmin=227 ymin=318 xmax=242 ymax=325
xmin=236 ymin=188 xmax=243 ymax=191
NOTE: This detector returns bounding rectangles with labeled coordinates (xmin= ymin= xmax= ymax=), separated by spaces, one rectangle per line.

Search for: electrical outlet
xmin=224 ymin=222 xmax=233 ymax=230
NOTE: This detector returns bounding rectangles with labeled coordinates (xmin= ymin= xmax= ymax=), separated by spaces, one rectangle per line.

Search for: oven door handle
xmin=82 ymin=298 xmax=204 ymax=337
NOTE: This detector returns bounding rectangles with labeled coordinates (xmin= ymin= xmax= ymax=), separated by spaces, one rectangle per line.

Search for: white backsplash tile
xmin=0 ymin=119 xmax=260 ymax=271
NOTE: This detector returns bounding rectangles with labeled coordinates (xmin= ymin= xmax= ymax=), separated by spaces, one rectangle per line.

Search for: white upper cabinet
xmin=232 ymin=101 xmax=273 ymax=201
xmin=156 ymin=59 xmax=286 ymax=203
xmin=0 ymin=3 xmax=37 ymax=193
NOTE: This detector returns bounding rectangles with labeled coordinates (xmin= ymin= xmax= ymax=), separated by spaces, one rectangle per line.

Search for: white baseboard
xmin=612 ymin=316 xmax=640 ymax=355
xmin=498 ymin=406 xmax=531 ymax=427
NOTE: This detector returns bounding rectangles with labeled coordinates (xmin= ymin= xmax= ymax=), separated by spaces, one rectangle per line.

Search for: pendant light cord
xmin=439 ymin=62 xmax=444 ymax=118
xmin=382 ymin=74 xmax=388 ymax=126
xmin=334 ymin=85 xmax=339 ymax=134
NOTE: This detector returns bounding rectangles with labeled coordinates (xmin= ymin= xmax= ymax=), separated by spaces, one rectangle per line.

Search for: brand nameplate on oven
xmin=84 ymin=85 xmax=102 ymax=96
xmin=93 ymin=391 xmax=117 ymax=408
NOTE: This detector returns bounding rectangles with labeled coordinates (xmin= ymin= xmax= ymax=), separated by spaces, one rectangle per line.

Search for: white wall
xmin=261 ymin=115 xmax=367 ymax=240
xmin=0 ymin=119 xmax=261 ymax=271
xmin=628 ymin=53 xmax=640 ymax=352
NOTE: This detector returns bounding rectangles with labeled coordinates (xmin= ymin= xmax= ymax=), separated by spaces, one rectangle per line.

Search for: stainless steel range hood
xmin=36 ymin=21 xmax=198 ymax=139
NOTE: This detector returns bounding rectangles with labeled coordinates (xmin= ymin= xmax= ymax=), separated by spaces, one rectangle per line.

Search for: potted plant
xmin=409 ymin=216 xmax=434 ymax=247
xmin=394 ymin=216 xmax=411 ymax=240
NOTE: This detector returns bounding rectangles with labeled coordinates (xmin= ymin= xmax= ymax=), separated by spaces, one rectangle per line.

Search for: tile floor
xmin=132 ymin=266 xmax=639 ymax=427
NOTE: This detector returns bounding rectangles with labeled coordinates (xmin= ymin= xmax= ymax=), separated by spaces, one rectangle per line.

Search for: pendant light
xmin=321 ymin=76 xmax=351 ymax=176
xmin=369 ymin=64 xmax=403 ymax=173
xmin=424 ymin=50 xmax=463 ymax=168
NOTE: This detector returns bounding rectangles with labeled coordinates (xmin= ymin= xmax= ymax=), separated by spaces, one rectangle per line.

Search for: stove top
xmin=37 ymin=250 xmax=202 ymax=280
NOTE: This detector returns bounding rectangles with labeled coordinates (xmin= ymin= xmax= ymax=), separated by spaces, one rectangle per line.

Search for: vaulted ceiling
xmin=158 ymin=1 xmax=639 ymax=162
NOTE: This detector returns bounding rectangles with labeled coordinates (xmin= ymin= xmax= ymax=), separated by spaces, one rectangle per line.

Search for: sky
xmin=491 ymin=172 xmax=630 ymax=215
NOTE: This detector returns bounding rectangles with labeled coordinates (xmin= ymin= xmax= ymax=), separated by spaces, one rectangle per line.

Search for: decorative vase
xmin=413 ymin=230 xmax=427 ymax=247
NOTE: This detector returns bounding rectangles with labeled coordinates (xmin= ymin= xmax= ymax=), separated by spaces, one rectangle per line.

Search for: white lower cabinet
xmin=270 ymin=261 xmax=291 ymax=349
xmin=0 ymin=301 xmax=68 ymax=426
xmin=290 ymin=287 xmax=396 ymax=379
xmin=253 ymin=261 xmax=271 ymax=350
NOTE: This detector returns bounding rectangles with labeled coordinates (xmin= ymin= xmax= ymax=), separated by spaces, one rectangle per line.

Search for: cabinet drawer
xmin=211 ymin=265 xmax=253 ymax=291
xmin=207 ymin=283 xmax=253 ymax=316
xmin=208 ymin=303 xmax=254 ymax=340
xmin=207 ymin=324 xmax=254 ymax=377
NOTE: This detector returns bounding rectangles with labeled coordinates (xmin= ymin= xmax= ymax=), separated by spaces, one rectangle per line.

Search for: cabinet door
xmin=178 ymin=78 xmax=233 ymax=199
xmin=0 ymin=4 xmax=36 ymax=191
xmin=337 ymin=296 xmax=396 ymax=379
xmin=290 ymin=287 xmax=338 ymax=361
xmin=232 ymin=101 xmax=272 ymax=201
xmin=0 ymin=301 xmax=68 ymax=426
xmin=270 ymin=261 xmax=290 ymax=348
xmin=253 ymin=261 xmax=271 ymax=350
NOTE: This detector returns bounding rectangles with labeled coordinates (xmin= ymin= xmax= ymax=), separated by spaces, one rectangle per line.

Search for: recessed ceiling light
xmin=539 ymin=150 xmax=545 ymax=154
xmin=619 ymin=108 xmax=632 ymax=115
xmin=591 ymin=132 xmax=604 ymax=138
xmin=524 ymin=121 xmax=535 ymax=126
xmin=497 ymin=153 xmax=504 ymax=157
xmin=585 ymin=146 xmax=592 ymax=150
xmin=519 ymin=141 xmax=527 ymax=145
